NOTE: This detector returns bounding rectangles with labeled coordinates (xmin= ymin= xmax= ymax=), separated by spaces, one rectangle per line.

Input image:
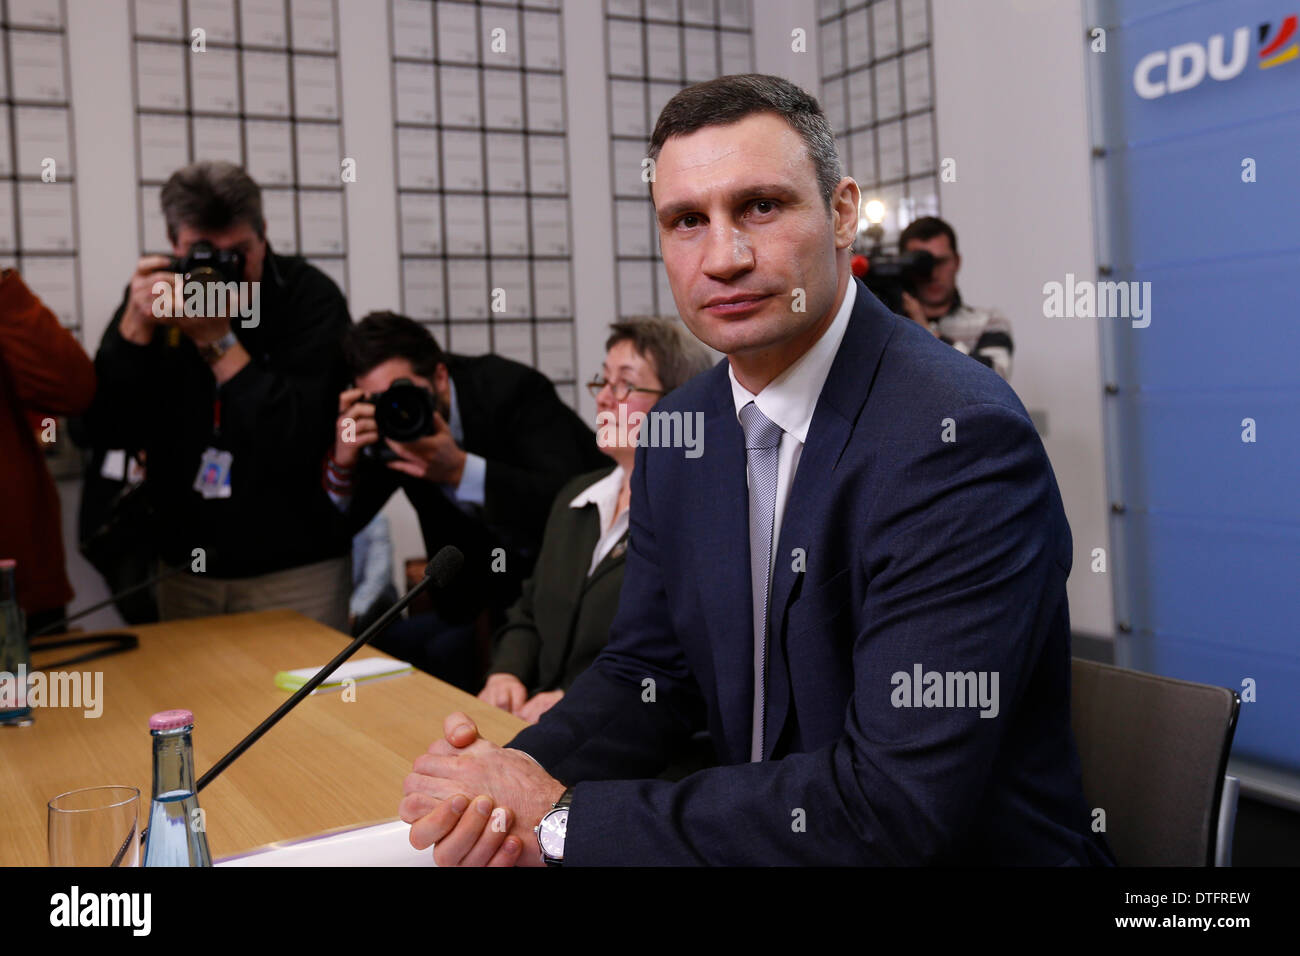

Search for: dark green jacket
xmin=489 ymin=466 xmax=628 ymax=694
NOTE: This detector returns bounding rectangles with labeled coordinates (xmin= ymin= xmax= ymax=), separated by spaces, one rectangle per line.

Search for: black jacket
xmin=84 ymin=250 xmax=352 ymax=578
xmin=340 ymin=352 xmax=609 ymax=624
xmin=490 ymin=467 xmax=627 ymax=693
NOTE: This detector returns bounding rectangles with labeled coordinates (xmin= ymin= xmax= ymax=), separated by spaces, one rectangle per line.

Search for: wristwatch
xmin=199 ymin=331 xmax=238 ymax=364
xmin=535 ymin=787 xmax=574 ymax=866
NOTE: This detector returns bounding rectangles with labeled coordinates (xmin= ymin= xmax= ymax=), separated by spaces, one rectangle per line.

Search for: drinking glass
xmin=48 ymin=786 xmax=141 ymax=867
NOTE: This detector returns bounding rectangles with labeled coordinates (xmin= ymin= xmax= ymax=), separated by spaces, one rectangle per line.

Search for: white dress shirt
xmin=728 ymin=277 xmax=857 ymax=761
xmin=568 ymin=464 xmax=629 ymax=575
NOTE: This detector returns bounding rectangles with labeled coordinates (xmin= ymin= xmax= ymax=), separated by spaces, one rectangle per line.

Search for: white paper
xmin=655 ymin=263 xmax=676 ymax=316
xmin=872 ymin=0 xmax=900 ymax=58
xmin=402 ymin=259 xmax=445 ymax=319
xmin=900 ymin=0 xmax=929 ymax=48
xmin=532 ymin=260 xmax=571 ymax=317
xmin=536 ymin=322 xmax=574 ymax=381
xmin=13 ymin=33 xmax=67 ymax=103
xmin=493 ymin=322 xmax=533 ymax=363
xmin=482 ymin=70 xmax=522 ymax=129
xmin=488 ymin=195 xmax=528 ymax=255
xmin=191 ymin=47 xmax=240 ymax=114
xmin=101 ymin=449 xmax=128 ymax=481
xmin=441 ymin=130 xmax=483 ymax=191
xmin=820 ymin=18 xmax=844 ymax=76
xmin=397 ymin=127 xmax=440 ymax=189
xmin=291 ymin=0 xmax=336 ymax=52
xmin=612 ymin=138 xmax=647 ymax=198
xmin=523 ymin=11 xmax=561 ymax=70
xmin=818 ymin=0 xmax=843 ymax=20
xmin=192 ymin=116 xmax=242 ymax=163
xmin=526 ymin=74 xmax=565 ymax=132
xmin=260 ymin=188 xmax=296 ymax=253
xmin=646 ymin=82 xmax=677 ymax=134
xmin=18 ymin=182 xmax=74 ymax=252
xmin=616 ymin=199 xmax=652 ymax=256
xmin=399 ymin=194 xmax=441 ymax=254
xmin=607 ymin=18 xmax=644 ymax=78
xmin=443 ymin=194 xmax=486 ymax=254
xmin=298 ymin=190 xmax=345 ymax=254
xmin=821 ymin=76 xmax=846 ymax=134
xmin=683 ymin=27 xmax=717 ymax=82
xmin=847 ymin=68 xmax=873 ymax=128
xmin=849 ymin=128 xmax=875 ymax=184
xmin=242 ymin=50 xmax=291 ymax=116
xmin=449 ymin=321 xmax=489 ymax=354
xmin=244 ymin=119 xmax=293 ymax=185
xmin=293 ymin=54 xmax=338 ymax=119
xmin=683 ymin=0 xmax=715 ymax=26
xmin=718 ymin=0 xmax=748 ymax=29
xmin=189 ymin=0 xmax=237 ymax=44
xmin=876 ymin=120 xmax=904 ymax=182
xmin=606 ymin=0 xmax=641 ymax=17
xmin=436 ymin=1 xmax=479 ymax=64
xmin=240 ymin=0 xmax=288 ymax=47
xmin=905 ymin=115 xmax=934 ymax=175
xmin=874 ymin=60 xmax=901 ymax=120
xmin=439 ymin=66 xmax=481 ymax=127
xmin=646 ymin=24 xmax=681 ymax=82
xmin=139 ymin=186 xmax=170 ymax=253
xmin=16 ymin=107 xmax=72 ymax=179
xmin=907 ymin=175 xmax=939 ymax=218
xmin=719 ymin=31 xmax=751 ymax=74
xmin=18 ymin=257 xmax=77 ymax=326
xmin=618 ymin=260 xmax=655 ymax=316
xmin=485 ymin=132 xmax=526 ymax=192
xmin=482 ymin=7 xmax=520 ymax=69
xmin=0 ymin=187 xmax=14 ymax=249
xmin=390 ymin=0 xmax=434 ymax=59
xmin=296 ymin=122 xmax=341 ymax=186
xmin=645 ymin=0 xmax=679 ymax=21
xmin=530 ymin=198 xmax=569 ymax=256
xmin=528 ymin=135 xmax=567 ymax=194
xmin=448 ymin=259 xmax=490 ymax=318
xmin=489 ymin=263 xmax=530 ymax=320
xmin=311 ymin=256 xmax=347 ymax=294
xmin=902 ymin=49 xmax=931 ymax=111
xmin=134 ymin=0 xmax=184 ymax=38
xmin=608 ymin=80 xmax=645 ymax=138
xmin=9 ymin=0 xmax=62 ymax=27
xmin=844 ymin=6 xmax=870 ymax=69
xmin=137 ymin=112 xmax=188 ymax=181
xmin=136 ymin=43 xmax=185 ymax=111
xmin=394 ymin=62 xmax=437 ymax=124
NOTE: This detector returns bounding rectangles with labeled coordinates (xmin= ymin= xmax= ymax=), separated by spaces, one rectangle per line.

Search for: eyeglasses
xmin=586 ymin=376 xmax=665 ymax=401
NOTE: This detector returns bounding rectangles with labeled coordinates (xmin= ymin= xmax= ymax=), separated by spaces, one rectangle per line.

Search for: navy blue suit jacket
xmin=510 ymin=278 xmax=1115 ymax=865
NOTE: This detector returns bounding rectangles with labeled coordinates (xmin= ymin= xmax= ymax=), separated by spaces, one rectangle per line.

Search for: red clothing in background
xmin=0 ymin=269 xmax=96 ymax=615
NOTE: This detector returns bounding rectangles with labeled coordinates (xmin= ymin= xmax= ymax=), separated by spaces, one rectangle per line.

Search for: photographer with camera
xmin=327 ymin=312 xmax=608 ymax=687
xmin=897 ymin=216 xmax=1014 ymax=380
xmin=84 ymin=161 xmax=353 ymax=628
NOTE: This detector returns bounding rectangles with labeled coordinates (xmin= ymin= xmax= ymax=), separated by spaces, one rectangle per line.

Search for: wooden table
xmin=0 ymin=610 xmax=526 ymax=866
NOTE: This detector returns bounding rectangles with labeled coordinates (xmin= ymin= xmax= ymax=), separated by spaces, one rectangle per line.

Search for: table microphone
xmin=194 ymin=544 xmax=464 ymax=793
xmin=29 ymin=563 xmax=192 ymax=638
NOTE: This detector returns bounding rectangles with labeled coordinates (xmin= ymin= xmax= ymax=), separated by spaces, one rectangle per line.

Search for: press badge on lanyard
xmin=194 ymin=395 xmax=233 ymax=499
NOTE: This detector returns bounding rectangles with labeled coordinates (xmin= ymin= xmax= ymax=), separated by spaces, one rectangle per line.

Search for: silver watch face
xmin=538 ymin=808 xmax=568 ymax=858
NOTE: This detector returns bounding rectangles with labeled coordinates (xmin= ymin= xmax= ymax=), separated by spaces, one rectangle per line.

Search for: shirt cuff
xmin=454 ymin=452 xmax=486 ymax=505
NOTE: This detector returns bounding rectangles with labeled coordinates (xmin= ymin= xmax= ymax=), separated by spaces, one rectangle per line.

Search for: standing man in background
xmin=85 ymin=161 xmax=353 ymax=629
xmin=898 ymin=216 xmax=1014 ymax=381
xmin=0 ymin=270 xmax=96 ymax=635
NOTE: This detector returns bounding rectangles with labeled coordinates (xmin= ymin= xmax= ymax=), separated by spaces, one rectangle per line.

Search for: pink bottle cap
xmin=149 ymin=709 xmax=194 ymax=731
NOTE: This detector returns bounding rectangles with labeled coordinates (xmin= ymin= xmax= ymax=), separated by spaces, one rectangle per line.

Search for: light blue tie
xmin=740 ymin=400 xmax=783 ymax=761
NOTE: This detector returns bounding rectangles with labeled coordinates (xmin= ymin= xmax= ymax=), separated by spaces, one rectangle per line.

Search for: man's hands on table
xmin=401 ymin=711 xmax=566 ymax=867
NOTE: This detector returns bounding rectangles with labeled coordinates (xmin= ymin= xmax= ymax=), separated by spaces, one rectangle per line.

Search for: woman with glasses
xmin=478 ymin=316 xmax=713 ymax=724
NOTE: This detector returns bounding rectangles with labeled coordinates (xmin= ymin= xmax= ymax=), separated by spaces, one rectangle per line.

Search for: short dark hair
xmin=899 ymin=216 xmax=958 ymax=255
xmin=343 ymin=311 xmax=446 ymax=381
xmin=605 ymin=316 xmax=714 ymax=394
xmin=159 ymin=161 xmax=265 ymax=245
xmin=648 ymin=74 xmax=843 ymax=208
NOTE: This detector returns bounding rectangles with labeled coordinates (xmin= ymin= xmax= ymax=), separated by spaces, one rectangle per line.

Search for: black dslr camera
xmin=857 ymin=248 xmax=936 ymax=318
xmin=363 ymin=378 xmax=439 ymax=462
xmin=170 ymin=239 xmax=244 ymax=287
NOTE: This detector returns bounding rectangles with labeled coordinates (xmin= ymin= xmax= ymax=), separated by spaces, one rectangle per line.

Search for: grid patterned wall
xmin=130 ymin=0 xmax=349 ymax=295
xmin=0 ymin=0 xmax=82 ymax=340
xmin=818 ymin=0 xmax=938 ymax=239
xmin=606 ymin=0 xmax=753 ymax=319
xmin=390 ymin=0 xmax=578 ymax=406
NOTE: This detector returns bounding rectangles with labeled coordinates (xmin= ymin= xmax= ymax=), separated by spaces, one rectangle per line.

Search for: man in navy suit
xmin=398 ymin=74 xmax=1114 ymax=867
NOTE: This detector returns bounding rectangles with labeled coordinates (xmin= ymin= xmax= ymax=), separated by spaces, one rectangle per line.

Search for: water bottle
xmin=143 ymin=709 xmax=213 ymax=866
xmin=0 ymin=559 xmax=32 ymax=727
